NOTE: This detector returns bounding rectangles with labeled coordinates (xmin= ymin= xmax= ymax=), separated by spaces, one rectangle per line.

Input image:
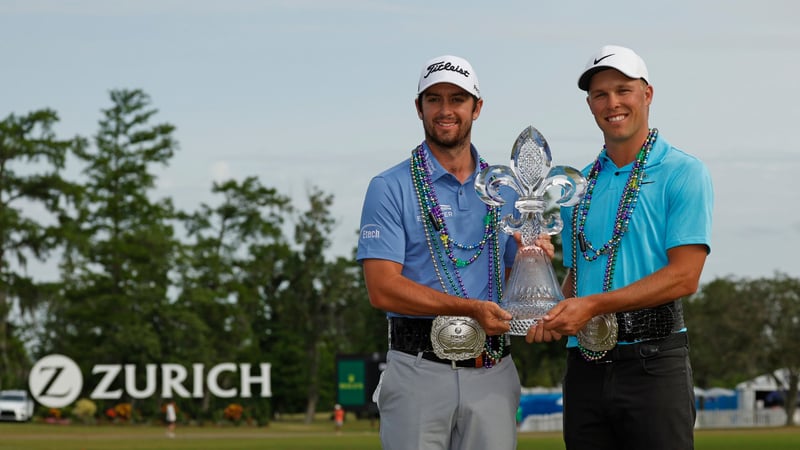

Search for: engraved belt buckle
xmin=430 ymin=316 xmax=486 ymax=364
xmin=576 ymin=313 xmax=618 ymax=352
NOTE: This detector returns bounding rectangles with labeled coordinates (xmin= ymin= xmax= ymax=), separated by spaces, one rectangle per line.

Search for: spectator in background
xmin=165 ymin=400 xmax=177 ymax=438
xmin=333 ymin=404 xmax=345 ymax=435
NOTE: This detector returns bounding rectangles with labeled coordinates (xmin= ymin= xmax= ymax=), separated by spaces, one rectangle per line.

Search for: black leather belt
xmin=388 ymin=317 xmax=508 ymax=368
xmin=570 ymin=331 xmax=688 ymax=364
xmin=616 ymin=300 xmax=685 ymax=342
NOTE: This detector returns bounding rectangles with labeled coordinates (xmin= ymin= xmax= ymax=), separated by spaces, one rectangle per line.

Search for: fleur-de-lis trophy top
xmin=474 ymin=126 xmax=586 ymax=335
xmin=476 ymin=126 xmax=586 ymax=247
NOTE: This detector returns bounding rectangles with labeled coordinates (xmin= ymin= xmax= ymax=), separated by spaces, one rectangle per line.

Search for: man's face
xmin=416 ymin=83 xmax=482 ymax=150
xmin=586 ymin=69 xmax=652 ymax=145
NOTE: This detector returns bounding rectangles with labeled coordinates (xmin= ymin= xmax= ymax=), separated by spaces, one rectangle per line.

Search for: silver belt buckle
xmin=430 ymin=316 xmax=486 ymax=361
xmin=576 ymin=313 xmax=618 ymax=352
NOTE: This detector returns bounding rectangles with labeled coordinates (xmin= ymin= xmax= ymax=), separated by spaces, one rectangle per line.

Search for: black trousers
xmin=563 ymin=333 xmax=696 ymax=450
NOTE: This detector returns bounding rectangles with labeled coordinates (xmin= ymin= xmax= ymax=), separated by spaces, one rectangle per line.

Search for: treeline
xmin=1 ymin=90 xmax=798 ymax=426
xmin=0 ymin=89 xmax=385 ymax=424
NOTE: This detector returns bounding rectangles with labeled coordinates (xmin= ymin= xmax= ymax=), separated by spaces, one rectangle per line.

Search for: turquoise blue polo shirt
xmin=357 ymin=143 xmax=518 ymax=318
xmin=561 ymin=134 xmax=713 ymax=346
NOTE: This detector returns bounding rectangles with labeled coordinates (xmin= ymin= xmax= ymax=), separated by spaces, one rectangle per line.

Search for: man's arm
xmin=362 ymin=258 xmax=512 ymax=335
xmin=531 ymin=243 xmax=707 ymax=338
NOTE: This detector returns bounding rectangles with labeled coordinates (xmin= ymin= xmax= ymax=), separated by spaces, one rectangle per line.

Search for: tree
xmin=175 ymin=176 xmax=292 ymax=421
xmin=686 ymin=277 xmax=766 ymax=387
xmin=42 ymin=90 xmax=179 ymax=409
xmin=749 ymin=273 xmax=800 ymax=426
xmin=334 ymin=246 xmax=387 ymax=356
xmin=267 ymin=187 xmax=368 ymax=423
xmin=687 ymin=273 xmax=800 ymax=426
xmin=0 ymin=109 xmax=85 ymax=388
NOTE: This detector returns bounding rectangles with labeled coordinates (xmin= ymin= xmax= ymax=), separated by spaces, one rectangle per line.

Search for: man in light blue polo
xmin=528 ymin=45 xmax=714 ymax=450
xmin=357 ymin=55 xmax=553 ymax=450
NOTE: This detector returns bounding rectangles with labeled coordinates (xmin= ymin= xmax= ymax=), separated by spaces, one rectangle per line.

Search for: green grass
xmin=0 ymin=421 xmax=797 ymax=450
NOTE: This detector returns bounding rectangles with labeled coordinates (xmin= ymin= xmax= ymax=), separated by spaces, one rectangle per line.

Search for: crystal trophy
xmin=475 ymin=126 xmax=586 ymax=335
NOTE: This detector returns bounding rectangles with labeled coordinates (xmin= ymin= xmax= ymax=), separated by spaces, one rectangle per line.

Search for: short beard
xmin=422 ymin=119 xmax=473 ymax=151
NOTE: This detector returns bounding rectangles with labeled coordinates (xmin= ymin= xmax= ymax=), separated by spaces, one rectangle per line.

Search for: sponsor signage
xmin=335 ymin=353 xmax=385 ymax=414
xmin=337 ymin=359 xmax=366 ymax=406
xmin=29 ymin=354 xmax=272 ymax=409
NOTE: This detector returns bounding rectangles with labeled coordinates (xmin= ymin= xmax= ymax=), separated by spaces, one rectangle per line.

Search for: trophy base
xmin=503 ymin=300 xmax=558 ymax=336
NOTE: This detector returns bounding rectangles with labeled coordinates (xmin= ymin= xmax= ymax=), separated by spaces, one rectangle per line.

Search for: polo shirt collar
xmin=597 ymin=133 xmax=668 ymax=172
xmin=420 ymin=141 xmax=482 ymax=183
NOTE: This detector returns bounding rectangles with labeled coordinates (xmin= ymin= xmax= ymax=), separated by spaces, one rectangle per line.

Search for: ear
xmin=415 ymin=98 xmax=423 ymax=120
xmin=644 ymin=84 xmax=654 ymax=106
xmin=472 ymin=98 xmax=484 ymax=120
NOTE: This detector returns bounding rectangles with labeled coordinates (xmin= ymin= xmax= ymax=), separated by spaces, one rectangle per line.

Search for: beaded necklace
xmin=410 ymin=144 xmax=506 ymax=366
xmin=572 ymin=128 xmax=658 ymax=360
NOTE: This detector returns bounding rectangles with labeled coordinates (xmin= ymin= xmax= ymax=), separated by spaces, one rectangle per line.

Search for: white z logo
xmin=28 ymin=354 xmax=84 ymax=408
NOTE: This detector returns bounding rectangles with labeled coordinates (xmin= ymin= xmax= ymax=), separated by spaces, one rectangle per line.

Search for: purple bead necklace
xmin=410 ymin=144 xmax=506 ymax=366
xmin=572 ymin=128 xmax=657 ymax=360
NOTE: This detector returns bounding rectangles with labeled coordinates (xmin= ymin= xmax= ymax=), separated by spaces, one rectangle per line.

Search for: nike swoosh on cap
xmin=593 ymin=54 xmax=615 ymax=65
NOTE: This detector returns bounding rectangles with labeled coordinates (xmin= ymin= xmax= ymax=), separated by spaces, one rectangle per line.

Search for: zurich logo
xmin=29 ymin=354 xmax=84 ymax=408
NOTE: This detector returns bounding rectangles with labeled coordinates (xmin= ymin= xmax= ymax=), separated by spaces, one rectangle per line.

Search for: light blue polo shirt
xmin=561 ymin=134 xmax=713 ymax=346
xmin=357 ymin=142 xmax=518 ymax=317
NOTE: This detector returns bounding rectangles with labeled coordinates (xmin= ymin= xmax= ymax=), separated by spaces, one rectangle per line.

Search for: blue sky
xmin=2 ymin=0 xmax=798 ymax=282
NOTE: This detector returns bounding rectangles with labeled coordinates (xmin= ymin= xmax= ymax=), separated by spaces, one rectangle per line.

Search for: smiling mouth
xmin=607 ymin=114 xmax=626 ymax=123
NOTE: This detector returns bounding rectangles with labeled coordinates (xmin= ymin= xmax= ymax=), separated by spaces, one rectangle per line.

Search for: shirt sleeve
xmin=356 ymin=175 xmax=407 ymax=264
xmin=665 ymin=158 xmax=714 ymax=253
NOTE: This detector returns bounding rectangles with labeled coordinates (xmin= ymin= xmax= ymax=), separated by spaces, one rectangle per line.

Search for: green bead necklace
xmin=410 ymin=144 xmax=506 ymax=366
xmin=572 ymin=129 xmax=658 ymax=360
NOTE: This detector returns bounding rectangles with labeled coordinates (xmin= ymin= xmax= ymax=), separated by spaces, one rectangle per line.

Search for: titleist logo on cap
xmin=423 ymin=60 xmax=470 ymax=79
xmin=417 ymin=55 xmax=480 ymax=98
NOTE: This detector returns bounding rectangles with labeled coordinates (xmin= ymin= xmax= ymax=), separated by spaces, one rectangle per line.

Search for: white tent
xmin=736 ymin=369 xmax=796 ymax=391
xmin=736 ymin=368 xmax=800 ymax=411
xmin=695 ymin=387 xmax=736 ymax=397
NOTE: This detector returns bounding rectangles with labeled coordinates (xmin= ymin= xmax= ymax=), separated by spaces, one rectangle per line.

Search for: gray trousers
xmin=375 ymin=349 xmax=520 ymax=450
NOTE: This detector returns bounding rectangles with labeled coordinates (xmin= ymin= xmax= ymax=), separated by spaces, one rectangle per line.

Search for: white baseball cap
xmin=578 ymin=45 xmax=649 ymax=91
xmin=417 ymin=55 xmax=481 ymax=99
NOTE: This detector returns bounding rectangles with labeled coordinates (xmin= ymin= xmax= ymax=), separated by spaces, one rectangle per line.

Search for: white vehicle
xmin=0 ymin=390 xmax=35 ymax=422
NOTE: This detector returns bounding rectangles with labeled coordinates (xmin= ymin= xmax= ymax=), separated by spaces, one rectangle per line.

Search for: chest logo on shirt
xmin=417 ymin=204 xmax=454 ymax=223
xmin=360 ymin=224 xmax=381 ymax=240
